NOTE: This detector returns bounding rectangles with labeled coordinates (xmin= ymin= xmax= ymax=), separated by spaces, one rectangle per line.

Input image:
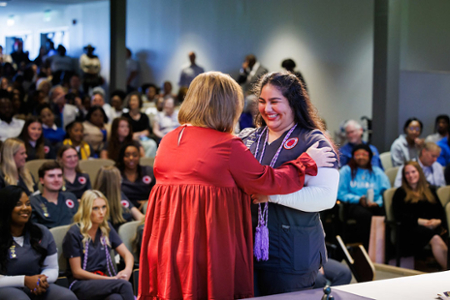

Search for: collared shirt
xmin=155 ymin=111 xmax=180 ymax=136
xmin=394 ymin=158 xmax=446 ymax=188
xmin=0 ymin=118 xmax=25 ymax=141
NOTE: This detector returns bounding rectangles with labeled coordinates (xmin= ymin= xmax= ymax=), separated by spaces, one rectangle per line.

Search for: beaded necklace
xmin=69 ymin=234 xmax=116 ymax=290
xmin=253 ymin=124 xmax=297 ymax=261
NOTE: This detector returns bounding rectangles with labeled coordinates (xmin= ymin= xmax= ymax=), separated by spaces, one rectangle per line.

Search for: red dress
xmin=138 ymin=126 xmax=317 ymax=300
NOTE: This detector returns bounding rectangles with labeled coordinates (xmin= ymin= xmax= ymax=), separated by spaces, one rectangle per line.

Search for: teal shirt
xmin=338 ymin=165 xmax=391 ymax=206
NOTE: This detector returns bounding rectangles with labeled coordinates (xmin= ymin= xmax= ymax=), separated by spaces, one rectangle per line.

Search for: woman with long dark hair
xmin=390 ymin=117 xmax=424 ymax=167
xmin=82 ymin=106 xmax=110 ymax=157
xmin=0 ymin=186 xmax=77 ymax=300
xmin=240 ymin=72 xmax=338 ymax=295
xmin=338 ymin=144 xmax=390 ymax=248
xmin=393 ymin=161 xmax=448 ymax=269
xmin=18 ymin=116 xmax=55 ymax=161
xmin=100 ymin=117 xmax=144 ymax=162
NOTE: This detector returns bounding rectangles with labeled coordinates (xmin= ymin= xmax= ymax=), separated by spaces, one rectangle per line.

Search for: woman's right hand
xmin=306 ymin=142 xmax=336 ymax=168
xmin=25 ymin=275 xmax=48 ymax=295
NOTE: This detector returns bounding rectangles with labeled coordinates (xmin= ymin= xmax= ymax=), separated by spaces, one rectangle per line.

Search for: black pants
xmin=71 ymin=279 xmax=134 ymax=300
xmin=254 ymin=269 xmax=316 ymax=296
xmin=347 ymin=204 xmax=384 ymax=250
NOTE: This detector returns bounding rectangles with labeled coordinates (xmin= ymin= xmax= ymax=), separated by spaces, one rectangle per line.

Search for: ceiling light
xmin=0 ymin=2 xmax=8 ymax=7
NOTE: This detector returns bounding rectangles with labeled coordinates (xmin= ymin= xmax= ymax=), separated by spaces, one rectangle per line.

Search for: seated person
xmin=18 ymin=116 xmax=56 ymax=161
xmin=63 ymin=121 xmax=95 ymax=160
xmin=109 ymin=90 xmax=126 ymax=120
xmin=38 ymin=104 xmax=66 ymax=145
xmin=123 ymin=91 xmax=157 ymax=158
xmin=152 ymin=98 xmax=179 ymax=140
xmin=426 ymin=115 xmax=449 ymax=143
xmin=62 ymin=190 xmax=135 ymax=300
xmin=391 ymin=117 xmax=424 ymax=167
xmin=0 ymin=94 xmax=25 ymax=142
xmin=30 ymin=161 xmax=78 ymax=229
xmin=0 ymin=186 xmax=77 ymax=300
xmin=94 ymin=166 xmax=144 ymax=231
xmin=117 ymin=143 xmax=155 ymax=207
xmin=82 ymin=106 xmax=110 ymax=157
xmin=57 ymin=145 xmax=92 ymax=199
xmin=100 ymin=117 xmax=144 ymax=162
xmin=437 ymin=134 xmax=450 ymax=167
xmin=394 ymin=142 xmax=445 ymax=188
xmin=338 ymin=144 xmax=391 ymax=249
xmin=339 ymin=120 xmax=383 ymax=169
xmin=90 ymin=87 xmax=112 ymax=123
xmin=0 ymin=138 xmax=37 ymax=195
xmin=393 ymin=161 xmax=447 ymax=269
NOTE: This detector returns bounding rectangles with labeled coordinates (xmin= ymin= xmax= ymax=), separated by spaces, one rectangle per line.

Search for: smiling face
xmin=69 ymin=123 xmax=84 ymax=143
xmin=258 ymin=84 xmax=295 ymax=134
xmin=40 ymin=168 xmax=63 ymax=192
xmin=405 ymin=120 xmax=421 ymax=141
xmin=91 ymin=197 xmax=107 ymax=225
xmin=123 ymin=145 xmax=139 ymax=170
xmin=345 ymin=124 xmax=363 ymax=145
xmin=61 ymin=148 xmax=79 ymax=170
xmin=128 ymin=95 xmax=140 ymax=110
xmin=28 ymin=121 xmax=42 ymax=142
xmin=11 ymin=192 xmax=31 ymax=227
xmin=14 ymin=144 xmax=27 ymax=169
xmin=404 ymin=164 xmax=420 ymax=188
xmin=39 ymin=107 xmax=55 ymax=127
xmin=353 ymin=149 xmax=370 ymax=168
xmin=117 ymin=120 xmax=130 ymax=139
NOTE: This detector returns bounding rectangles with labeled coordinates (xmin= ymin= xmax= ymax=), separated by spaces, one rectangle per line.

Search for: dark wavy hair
xmin=86 ymin=105 xmax=109 ymax=124
xmin=108 ymin=117 xmax=134 ymax=163
xmin=18 ymin=116 xmax=45 ymax=159
xmin=0 ymin=186 xmax=47 ymax=273
xmin=116 ymin=142 xmax=142 ymax=178
xmin=254 ymin=72 xmax=324 ymax=132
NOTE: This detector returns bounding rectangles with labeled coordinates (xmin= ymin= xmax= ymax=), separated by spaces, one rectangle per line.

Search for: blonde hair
xmin=74 ymin=190 xmax=111 ymax=247
xmin=178 ymin=71 xmax=244 ymax=133
xmin=401 ymin=161 xmax=436 ymax=204
xmin=0 ymin=138 xmax=34 ymax=192
xmin=93 ymin=166 xmax=126 ymax=225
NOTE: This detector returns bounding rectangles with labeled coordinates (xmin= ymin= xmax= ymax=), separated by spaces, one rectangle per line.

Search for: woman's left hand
xmin=251 ymin=194 xmax=269 ymax=204
xmin=116 ymin=268 xmax=132 ymax=281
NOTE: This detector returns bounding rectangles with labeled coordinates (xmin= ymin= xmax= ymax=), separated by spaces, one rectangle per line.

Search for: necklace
xmin=253 ymin=124 xmax=297 ymax=261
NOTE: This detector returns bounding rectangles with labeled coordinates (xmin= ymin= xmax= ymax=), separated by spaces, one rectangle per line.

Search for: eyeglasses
xmin=407 ymin=126 xmax=421 ymax=132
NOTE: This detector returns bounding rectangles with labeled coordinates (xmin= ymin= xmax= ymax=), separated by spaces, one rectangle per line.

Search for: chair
xmin=437 ymin=186 xmax=450 ymax=208
xmin=383 ymin=187 xmax=402 ymax=266
xmin=79 ymin=159 xmax=115 ymax=184
xmin=25 ymin=159 xmax=53 ymax=182
xmin=385 ymin=167 xmax=399 ymax=187
xmin=49 ymin=225 xmax=72 ymax=275
xmin=139 ymin=157 xmax=155 ymax=167
xmin=336 ymin=235 xmax=375 ymax=282
xmin=380 ymin=151 xmax=392 ymax=170
xmin=117 ymin=220 xmax=141 ymax=255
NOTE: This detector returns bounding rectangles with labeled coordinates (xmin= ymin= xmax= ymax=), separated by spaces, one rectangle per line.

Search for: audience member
xmin=177 ymin=86 xmax=188 ymax=103
xmin=79 ymin=44 xmax=102 ymax=94
xmin=237 ymin=54 xmax=268 ymax=93
xmin=179 ymin=51 xmax=204 ymax=88
xmin=337 ymin=144 xmax=390 ymax=249
xmin=160 ymin=81 xmax=176 ymax=100
xmin=0 ymin=94 xmax=25 ymax=141
xmin=126 ymin=48 xmax=139 ymax=93
xmin=63 ymin=121 xmax=95 ymax=159
xmin=0 ymin=186 xmax=77 ymax=300
xmin=123 ymin=91 xmax=157 ymax=157
xmin=49 ymin=85 xmax=78 ymax=130
xmin=109 ymin=90 xmax=126 ymax=119
xmin=391 ymin=117 xmax=424 ymax=167
xmin=30 ymin=161 xmax=78 ymax=229
xmin=437 ymin=134 xmax=450 ymax=167
xmin=33 ymin=45 xmax=48 ymax=68
xmin=281 ymin=58 xmax=307 ymax=90
xmin=18 ymin=116 xmax=56 ymax=161
xmin=393 ymin=161 xmax=447 ymax=269
xmin=238 ymin=94 xmax=257 ymax=130
xmin=100 ymin=117 xmax=144 ymax=162
xmin=11 ymin=87 xmax=27 ymax=120
xmin=116 ymin=143 xmax=155 ymax=207
xmin=90 ymin=87 xmax=112 ymax=122
xmin=394 ymin=142 xmax=445 ymax=188
xmin=152 ymin=97 xmax=179 ymax=140
xmin=38 ymin=104 xmax=66 ymax=145
xmin=0 ymin=138 xmax=37 ymax=195
xmin=94 ymin=166 xmax=144 ymax=231
xmin=425 ymin=115 xmax=449 ymax=143
xmin=62 ymin=190 xmax=135 ymax=300
xmin=144 ymin=84 xmax=159 ymax=103
xmin=68 ymin=74 xmax=84 ymax=99
xmin=82 ymin=106 xmax=110 ymax=156
xmin=0 ymin=45 xmax=13 ymax=64
xmin=11 ymin=41 xmax=30 ymax=67
xmin=57 ymin=145 xmax=92 ymax=199
xmin=50 ymin=45 xmax=74 ymax=76
xmin=340 ymin=120 xmax=383 ymax=169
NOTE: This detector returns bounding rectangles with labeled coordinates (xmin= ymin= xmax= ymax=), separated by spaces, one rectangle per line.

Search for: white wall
xmin=126 ymin=0 xmax=374 ymax=136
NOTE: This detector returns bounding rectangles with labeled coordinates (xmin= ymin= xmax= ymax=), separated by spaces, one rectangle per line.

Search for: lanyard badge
xmin=40 ymin=203 xmax=50 ymax=218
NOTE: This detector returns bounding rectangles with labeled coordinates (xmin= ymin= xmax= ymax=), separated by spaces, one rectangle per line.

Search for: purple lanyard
xmin=253 ymin=124 xmax=297 ymax=261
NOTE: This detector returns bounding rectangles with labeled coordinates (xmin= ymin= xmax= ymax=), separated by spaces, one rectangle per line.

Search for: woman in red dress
xmin=138 ymin=72 xmax=331 ymax=300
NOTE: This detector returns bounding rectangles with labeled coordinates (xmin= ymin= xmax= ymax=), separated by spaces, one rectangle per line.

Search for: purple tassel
xmin=254 ymin=226 xmax=262 ymax=260
xmin=260 ymin=225 xmax=269 ymax=260
xmin=254 ymin=203 xmax=269 ymax=261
